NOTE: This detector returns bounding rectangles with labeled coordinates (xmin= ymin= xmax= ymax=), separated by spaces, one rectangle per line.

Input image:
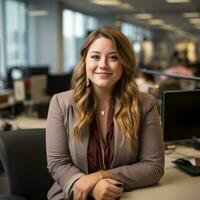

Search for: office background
xmin=0 ymin=0 xmax=200 ymax=79
xmin=1 ymin=0 xmax=200 ymax=198
xmin=1 ymin=0 xmax=200 ymax=136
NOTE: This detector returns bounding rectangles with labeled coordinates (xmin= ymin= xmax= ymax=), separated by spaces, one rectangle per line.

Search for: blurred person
xmin=160 ymin=58 xmax=195 ymax=90
xmin=135 ymin=67 xmax=156 ymax=93
xmin=160 ymin=58 xmax=194 ymax=81
xmin=46 ymin=27 xmax=164 ymax=200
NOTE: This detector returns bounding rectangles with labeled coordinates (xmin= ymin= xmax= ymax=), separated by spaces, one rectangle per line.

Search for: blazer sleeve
xmin=46 ymin=94 xmax=85 ymax=198
xmin=108 ymin=95 xmax=164 ymax=190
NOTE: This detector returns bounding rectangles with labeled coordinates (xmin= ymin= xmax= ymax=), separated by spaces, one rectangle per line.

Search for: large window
xmin=121 ymin=22 xmax=152 ymax=44
xmin=0 ymin=0 xmax=4 ymax=78
xmin=121 ymin=22 xmax=153 ymax=66
xmin=5 ymin=0 xmax=26 ymax=67
xmin=63 ymin=9 xmax=97 ymax=72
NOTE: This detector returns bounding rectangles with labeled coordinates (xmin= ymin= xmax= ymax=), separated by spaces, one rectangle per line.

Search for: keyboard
xmin=172 ymin=161 xmax=200 ymax=176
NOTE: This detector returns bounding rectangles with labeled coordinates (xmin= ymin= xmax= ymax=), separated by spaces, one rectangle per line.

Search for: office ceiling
xmin=57 ymin=0 xmax=200 ymax=41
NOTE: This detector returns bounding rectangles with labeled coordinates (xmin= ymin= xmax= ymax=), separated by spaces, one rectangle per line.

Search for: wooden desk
xmin=121 ymin=147 xmax=200 ymax=200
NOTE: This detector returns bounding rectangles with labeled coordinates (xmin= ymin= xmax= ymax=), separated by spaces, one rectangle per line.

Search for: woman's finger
xmin=81 ymin=192 xmax=88 ymax=200
xmin=76 ymin=191 xmax=82 ymax=200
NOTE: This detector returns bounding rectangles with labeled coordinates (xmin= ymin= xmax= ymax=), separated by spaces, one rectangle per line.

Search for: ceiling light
xmin=91 ymin=0 xmax=133 ymax=9
xmin=91 ymin=0 xmax=121 ymax=6
xmin=28 ymin=10 xmax=48 ymax=17
xmin=183 ymin=12 xmax=200 ymax=18
xmin=166 ymin=0 xmax=191 ymax=3
xmin=160 ymin=24 xmax=175 ymax=30
xmin=120 ymin=3 xmax=134 ymax=10
xmin=149 ymin=19 xmax=164 ymax=25
xmin=134 ymin=13 xmax=153 ymax=19
xmin=189 ymin=18 xmax=200 ymax=24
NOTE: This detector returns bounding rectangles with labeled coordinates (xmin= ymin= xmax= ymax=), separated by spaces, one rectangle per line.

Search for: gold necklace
xmin=100 ymin=110 xmax=105 ymax=116
xmin=99 ymin=104 xmax=110 ymax=116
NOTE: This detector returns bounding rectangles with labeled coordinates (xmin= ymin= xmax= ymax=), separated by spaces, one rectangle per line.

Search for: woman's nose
xmin=99 ymin=57 xmax=108 ymax=68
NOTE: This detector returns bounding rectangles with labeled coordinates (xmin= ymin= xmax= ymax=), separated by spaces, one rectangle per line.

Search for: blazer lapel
xmin=68 ymin=106 xmax=89 ymax=174
xmin=75 ymin=128 xmax=90 ymax=173
xmin=111 ymin=121 xmax=130 ymax=168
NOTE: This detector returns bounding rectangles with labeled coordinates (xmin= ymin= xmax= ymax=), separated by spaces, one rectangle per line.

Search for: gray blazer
xmin=46 ymin=90 xmax=164 ymax=200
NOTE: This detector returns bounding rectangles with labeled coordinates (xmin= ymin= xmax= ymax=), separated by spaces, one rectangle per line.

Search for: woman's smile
xmin=95 ymin=71 xmax=113 ymax=78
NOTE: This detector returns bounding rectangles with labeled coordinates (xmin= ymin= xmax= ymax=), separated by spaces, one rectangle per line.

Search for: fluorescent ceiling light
xmin=189 ymin=18 xmax=200 ymax=24
xmin=135 ymin=13 xmax=153 ymax=19
xmin=166 ymin=0 xmax=191 ymax=3
xmin=149 ymin=19 xmax=164 ymax=25
xmin=28 ymin=10 xmax=48 ymax=17
xmin=160 ymin=24 xmax=175 ymax=30
xmin=91 ymin=0 xmax=121 ymax=6
xmin=120 ymin=3 xmax=134 ymax=10
xmin=183 ymin=12 xmax=200 ymax=18
xmin=91 ymin=0 xmax=133 ymax=9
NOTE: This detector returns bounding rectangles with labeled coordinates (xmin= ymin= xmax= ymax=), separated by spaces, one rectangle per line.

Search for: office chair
xmin=0 ymin=129 xmax=54 ymax=200
xmin=158 ymin=78 xmax=182 ymax=99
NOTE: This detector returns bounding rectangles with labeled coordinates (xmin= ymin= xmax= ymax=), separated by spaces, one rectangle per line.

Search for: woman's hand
xmin=73 ymin=171 xmax=109 ymax=200
xmin=91 ymin=178 xmax=123 ymax=200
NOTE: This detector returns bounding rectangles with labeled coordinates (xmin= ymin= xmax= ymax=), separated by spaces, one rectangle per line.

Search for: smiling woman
xmin=85 ymin=37 xmax=123 ymax=90
xmin=46 ymin=26 xmax=164 ymax=200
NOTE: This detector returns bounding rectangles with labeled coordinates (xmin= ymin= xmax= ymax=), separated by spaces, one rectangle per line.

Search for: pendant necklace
xmin=100 ymin=110 xmax=105 ymax=116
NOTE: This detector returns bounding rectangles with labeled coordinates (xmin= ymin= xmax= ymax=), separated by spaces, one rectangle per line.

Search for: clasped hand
xmin=91 ymin=178 xmax=123 ymax=200
xmin=73 ymin=172 xmax=123 ymax=200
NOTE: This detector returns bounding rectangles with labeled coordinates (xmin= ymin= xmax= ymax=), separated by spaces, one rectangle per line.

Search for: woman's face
xmin=85 ymin=37 xmax=123 ymax=91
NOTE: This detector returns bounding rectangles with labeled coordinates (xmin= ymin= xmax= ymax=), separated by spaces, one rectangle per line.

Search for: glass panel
xmin=75 ymin=13 xmax=84 ymax=38
xmin=63 ymin=9 xmax=98 ymax=72
xmin=87 ymin=16 xmax=98 ymax=31
xmin=5 ymin=0 xmax=26 ymax=67
xmin=0 ymin=0 xmax=4 ymax=78
xmin=63 ymin=9 xmax=76 ymax=72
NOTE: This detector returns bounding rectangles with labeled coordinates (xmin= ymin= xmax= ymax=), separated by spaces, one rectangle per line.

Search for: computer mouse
xmin=174 ymin=158 xmax=192 ymax=166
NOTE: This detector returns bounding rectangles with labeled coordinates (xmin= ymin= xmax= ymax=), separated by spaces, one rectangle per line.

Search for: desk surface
xmin=121 ymin=147 xmax=200 ymax=200
xmin=0 ymin=115 xmax=46 ymax=129
xmin=121 ymin=167 xmax=200 ymax=200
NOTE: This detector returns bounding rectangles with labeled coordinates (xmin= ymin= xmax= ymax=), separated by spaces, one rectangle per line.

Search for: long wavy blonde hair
xmin=71 ymin=26 xmax=141 ymax=147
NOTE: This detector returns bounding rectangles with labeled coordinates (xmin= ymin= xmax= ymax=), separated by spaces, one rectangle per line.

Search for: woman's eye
xmin=108 ymin=55 xmax=118 ymax=61
xmin=91 ymin=55 xmax=100 ymax=60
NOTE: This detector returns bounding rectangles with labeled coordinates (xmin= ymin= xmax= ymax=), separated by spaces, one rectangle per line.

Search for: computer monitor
xmin=28 ymin=65 xmax=49 ymax=76
xmin=47 ymin=73 xmax=72 ymax=95
xmin=6 ymin=67 xmax=30 ymax=89
xmin=162 ymin=90 xmax=200 ymax=142
xmin=6 ymin=66 xmax=49 ymax=89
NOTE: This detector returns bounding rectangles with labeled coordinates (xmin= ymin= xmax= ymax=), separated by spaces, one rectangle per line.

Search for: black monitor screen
xmin=47 ymin=73 xmax=72 ymax=95
xmin=162 ymin=90 xmax=200 ymax=142
xmin=29 ymin=66 xmax=49 ymax=76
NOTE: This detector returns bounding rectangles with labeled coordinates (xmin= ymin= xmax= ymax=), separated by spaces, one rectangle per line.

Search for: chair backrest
xmin=158 ymin=78 xmax=182 ymax=99
xmin=0 ymin=129 xmax=53 ymax=200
